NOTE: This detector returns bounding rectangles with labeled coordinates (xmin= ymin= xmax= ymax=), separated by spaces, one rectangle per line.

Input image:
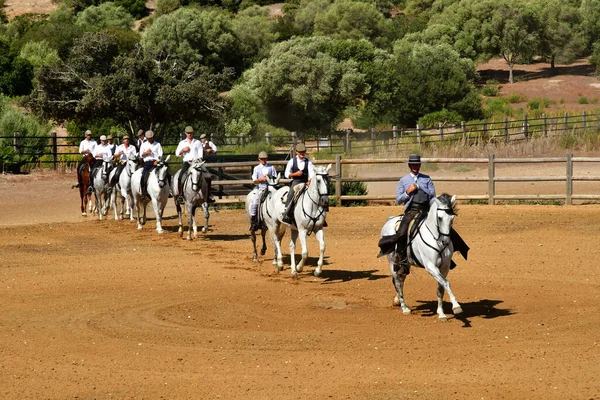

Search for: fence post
xmin=566 ymin=153 xmax=573 ymax=205
xmin=524 ymin=115 xmax=529 ymax=140
xmin=265 ymin=131 xmax=271 ymax=145
xmin=504 ymin=117 xmax=509 ymax=144
xmin=542 ymin=113 xmax=547 ymax=137
xmin=583 ymin=110 xmax=587 ymax=128
xmin=392 ymin=125 xmax=398 ymax=148
xmin=371 ymin=128 xmax=376 ymax=154
xmin=345 ymin=129 xmax=351 ymax=153
xmin=439 ymin=122 xmax=444 ymax=141
xmin=13 ymin=132 xmax=20 ymax=153
xmin=483 ymin=119 xmax=487 ymax=138
xmin=218 ymin=163 xmax=224 ymax=200
xmin=461 ymin=121 xmax=466 ymax=144
xmin=488 ymin=154 xmax=495 ymax=205
xmin=291 ymin=131 xmax=297 ymax=157
xmin=564 ymin=112 xmax=568 ymax=134
xmin=335 ymin=155 xmax=342 ymax=207
xmin=51 ymin=132 xmax=58 ymax=171
xmin=416 ymin=124 xmax=422 ymax=146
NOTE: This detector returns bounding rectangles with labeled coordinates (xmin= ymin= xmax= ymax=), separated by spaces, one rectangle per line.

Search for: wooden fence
xmin=206 ymin=155 xmax=600 ymax=205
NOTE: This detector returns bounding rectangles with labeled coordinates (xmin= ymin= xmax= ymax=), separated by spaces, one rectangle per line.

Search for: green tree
xmin=580 ymin=0 xmax=600 ymax=49
xmin=232 ymin=5 xmax=279 ymax=68
xmin=76 ymin=2 xmax=134 ymax=30
xmin=363 ymin=43 xmax=481 ymax=126
xmin=241 ymin=36 xmax=370 ymax=133
xmin=313 ymin=0 xmax=391 ymax=48
xmin=114 ymin=0 xmax=147 ymax=19
xmin=0 ymin=41 xmax=34 ymax=96
xmin=19 ymin=40 xmax=61 ymax=69
xmin=0 ymin=0 xmax=8 ymax=24
xmin=293 ymin=0 xmax=331 ymax=36
xmin=155 ymin=0 xmax=181 ymax=15
xmin=141 ymin=7 xmax=240 ymax=73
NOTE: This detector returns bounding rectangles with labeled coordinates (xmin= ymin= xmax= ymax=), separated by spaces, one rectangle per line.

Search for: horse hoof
xmin=119 ymin=215 xmax=123 ymax=220
xmin=393 ymin=296 xmax=400 ymax=306
xmin=192 ymin=232 xmax=198 ymax=239
xmin=314 ymin=268 xmax=321 ymax=277
xmin=157 ymin=230 xmax=164 ymax=235
xmin=178 ymin=229 xmax=183 ymax=238
xmin=82 ymin=212 xmax=87 ymax=217
xmin=453 ymin=306 xmax=464 ymax=315
xmin=402 ymin=309 xmax=411 ymax=315
xmin=260 ymin=249 xmax=266 ymax=256
xmin=253 ymin=257 xmax=258 ymax=263
xmin=296 ymin=265 xmax=303 ymax=273
xmin=201 ymin=228 xmax=207 ymax=234
xmin=439 ymin=315 xmax=448 ymax=322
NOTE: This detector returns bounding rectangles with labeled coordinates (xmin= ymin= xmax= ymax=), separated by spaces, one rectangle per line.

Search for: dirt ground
xmin=1 ymin=171 xmax=600 ymax=399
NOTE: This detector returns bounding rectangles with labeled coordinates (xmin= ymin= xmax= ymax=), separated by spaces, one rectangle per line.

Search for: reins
xmin=299 ymin=173 xmax=329 ymax=235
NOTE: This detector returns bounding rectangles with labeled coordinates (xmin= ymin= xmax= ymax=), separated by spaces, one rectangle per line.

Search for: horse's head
xmin=127 ymin=156 xmax=139 ymax=174
xmin=189 ymin=157 xmax=205 ymax=192
xmin=101 ymin=161 xmax=111 ymax=180
xmin=431 ymin=193 xmax=457 ymax=236
xmin=155 ymin=155 xmax=171 ymax=188
xmin=313 ymin=164 xmax=332 ymax=207
xmin=267 ymin=172 xmax=281 ymax=187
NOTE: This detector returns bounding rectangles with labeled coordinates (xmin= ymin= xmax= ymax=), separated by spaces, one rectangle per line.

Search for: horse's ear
xmin=165 ymin=155 xmax=171 ymax=163
xmin=451 ymin=194 xmax=456 ymax=205
xmin=325 ymin=163 xmax=332 ymax=173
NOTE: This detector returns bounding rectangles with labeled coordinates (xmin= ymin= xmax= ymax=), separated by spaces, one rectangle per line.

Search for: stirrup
xmin=176 ymin=195 xmax=185 ymax=204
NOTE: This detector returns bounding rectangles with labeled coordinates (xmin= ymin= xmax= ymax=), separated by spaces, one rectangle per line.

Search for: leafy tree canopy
xmin=19 ymin=40 xmax=61 ymax=69
xmin=76 ymin=2 xmax=134 ymax=30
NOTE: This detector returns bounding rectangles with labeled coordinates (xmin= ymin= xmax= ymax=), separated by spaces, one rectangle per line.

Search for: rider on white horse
xmin=175 ymin=126 xmax=203 ymax=204
xmin=381 ymin=154 xmax=436 ymax=274
xmin=111 ymin=135 xmax=137 ymax=186
xmin=139 ymin=130 xmax=163 ymax=199
xmin=87 ymin=135 xmax=113 ymax=193
xmin=249 ymin=151 xmax=277 ymax=232
xmin=282 ymin=142 xmax=315 ymax=225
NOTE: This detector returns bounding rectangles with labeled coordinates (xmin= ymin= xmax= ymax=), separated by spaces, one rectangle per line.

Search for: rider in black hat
xmin=390 ymin=154 xmax=436 ymax=273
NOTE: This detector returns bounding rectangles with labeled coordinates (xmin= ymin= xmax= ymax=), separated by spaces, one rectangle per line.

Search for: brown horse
xmin=75 ymin=153 xmax=95 ymax=216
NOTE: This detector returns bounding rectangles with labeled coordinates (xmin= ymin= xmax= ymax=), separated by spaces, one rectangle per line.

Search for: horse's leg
xmin=135 ymin=196 xmax=143 ymax=230
xmin=152 ymin=198 xmax=164 ymax=234
xmin=112 ymin=188 xmax=119 ymax=220
xmin=389 ymin=253 xmax=411 ymax=314
xmin=127 ymin=193 xmax=134 ymax=221
xmin=202 ymin=202 xmax=209 ymax=233
xmin=176 ymin=202 xmax=183 ymax=238
xmin=260 ymin=228 xmax=267 ymax=256
xmin=314 ymin=228 xmax=326 ymax=277
xmin=79 ymin=187 xmax=86 ymax=216
xmin=289 ymin=229 xmax=299 ymax=278
xmin=251 ymin=230 xmax=259 ymax=262
xmin=186 ymin=203 xmax=194 ymax=240
xmin=424 ymin=262 xmax=462 ymax=320
xmin=191 ymin=205 xmax=198 ymax=239
xmin=296 ymin=229 xmax=308 ymax=274
xmin=95 ymin=190 xmax=103 ymax=221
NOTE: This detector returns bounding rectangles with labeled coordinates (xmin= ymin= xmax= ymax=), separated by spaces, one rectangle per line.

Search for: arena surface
xmin=1 ymin=171 xmax=599 ymax=399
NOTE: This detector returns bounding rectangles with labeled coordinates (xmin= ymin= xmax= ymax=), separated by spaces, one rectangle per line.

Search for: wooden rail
xmin=209 ymin=155 xmax=600 ymax=206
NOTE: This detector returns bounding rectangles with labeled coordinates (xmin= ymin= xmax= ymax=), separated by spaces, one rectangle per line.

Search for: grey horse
xmin=172 ymin=158 xmax=210 ymax=239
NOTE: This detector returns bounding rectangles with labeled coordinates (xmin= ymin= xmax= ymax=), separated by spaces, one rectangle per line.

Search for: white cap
xmin=145 ymin=130 xmax=154 ymax=139
xmin=99 ymin=135 xmax=107 ymax=141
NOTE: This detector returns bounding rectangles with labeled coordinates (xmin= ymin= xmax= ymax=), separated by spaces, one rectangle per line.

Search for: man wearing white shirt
xmin=74 ymin=129 xmax=96 ymax=188
xmin=111 ymin=135 xmax=137 ymax=186
xmin=249 ymin=151 xmax=277 ymax=231
xmin=139 ymin=130 xmax=163 ymax=198
xmin=174 ymin=126 xmax=202 ymax=203
xmin=282 ymin=142 xmax=315 ymax=224
xmin=107 ymin=135 xmax=117 ymax=155
xmin=87 ymin=135 xmax=113 ymax=193
xmin=136 ymin=129 xmax=146 ymax=152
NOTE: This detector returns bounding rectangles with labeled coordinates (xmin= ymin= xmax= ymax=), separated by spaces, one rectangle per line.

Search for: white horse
xmin=110 ymin=156 xmax=138 ymax=221
xmin=272 ymin=164 xmax=331 ymax=278
xmin=172 ymin=158 xmax=210 ymax=239
xmin=131 ymin=155 xmax=171 ymax=234
xmin=380 ymin=194 xmax=462 ymax=320
xmin=90 ymin=161 xmax=113 ymax=221
xmin=245 ymin=173 xmax=282 ymax=263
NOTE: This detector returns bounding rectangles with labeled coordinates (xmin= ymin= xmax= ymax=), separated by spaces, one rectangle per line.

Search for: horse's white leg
xmin=314 ymin=228 xmax=325 ymax=277
xmin=289 ymin=229 xmax=299 ymax=278
xmin=296 ymin=229 xmax=308 ymax=273
xmin=134 ymin=195 xmax=143 ymax=230
xmin=95 ymin=191 xmax=104 ymax=221
xmin=251 ymin=230 xmax=259 ymax=262
xmin=186 ymin=203 xmax=194 ymax=240
xmin=112 ymin=189 xmax=119 ymax=220
xmin=202 ymin=202 xmax=209 ymax=233
xmin=389 ymin=253 xmax=411 ymax=314
xmin=176 ymin=203 xmax=183 ymax=238
xmin=270 ymin=230 xmax=282 ymax=269
xmin=152 ymin=198 xmax=164 ymax=234
xmin=424 ymin=262 xmax=461 ymax=320
xmin=260 ymin=228 xmax=267 ymax=256
xmin=127 ymin=194 xmax=135 ymax=220
xmin=191 ymin=205 xmax=198 ymax=239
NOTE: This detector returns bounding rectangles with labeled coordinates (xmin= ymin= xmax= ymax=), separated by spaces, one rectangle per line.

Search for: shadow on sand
xmin=319 ymin=268 xmax=388 ymax=283
xmin=413 ymin=299 xmax=515 ymax=328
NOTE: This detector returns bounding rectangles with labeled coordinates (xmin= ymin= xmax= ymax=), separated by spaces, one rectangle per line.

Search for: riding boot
xmin=249 ymin=215 xmax=259 ymax=232
xmin=206 ymin=177 xmax=215 ymax=202
xmin=397 ymin=243 xmax=410 ymax=275
xmin=281 ymin=202 xmax=293 ymax=224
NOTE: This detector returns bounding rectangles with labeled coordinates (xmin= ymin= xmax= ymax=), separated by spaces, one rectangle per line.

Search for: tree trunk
xmin=551 ymin=55 xmax=555 ymax=70
xmin=509 ymin=63 xmax=514 ymax=84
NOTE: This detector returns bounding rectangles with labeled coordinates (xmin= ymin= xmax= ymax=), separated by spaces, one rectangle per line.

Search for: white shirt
xmin=252 ymin=163 xmax=277 ymax=189
xmin=115 ymin=144 xmax=137 ymax=162
xmin=79 ymin=139 xmax=96 ymax=155
xmin=176 ymin=138 xmax=202 ymax=162
xmin=284 ymin=156 xmax=315 ymax=180
xmin=93 ymin=143 xmax=113 ymax=162
xmin=201 ymin=140 xmax=218 ymax=154
xmin=140 ymin=140 xmax=163 ymax=162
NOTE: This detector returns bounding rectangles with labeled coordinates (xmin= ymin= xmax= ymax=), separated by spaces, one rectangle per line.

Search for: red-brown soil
xmin=1 ymin=171 xmax=599 ymax=399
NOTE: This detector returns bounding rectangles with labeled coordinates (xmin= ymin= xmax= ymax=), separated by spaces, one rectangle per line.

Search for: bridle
xmin=415 ymin=203 xmax=454 ymax=256
xmin=300 ymin=172 xmax=330 ymax=235
xmin=156 ymin=161 xmax=168 ymax=188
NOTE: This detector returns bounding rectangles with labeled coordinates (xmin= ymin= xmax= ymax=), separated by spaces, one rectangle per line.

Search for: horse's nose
xmin=159 ymin=182 xmax=165 ymax=188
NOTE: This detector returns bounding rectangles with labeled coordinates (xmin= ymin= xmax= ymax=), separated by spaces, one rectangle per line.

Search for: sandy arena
xmin=1 ymin=171 xmax=599 ymax=399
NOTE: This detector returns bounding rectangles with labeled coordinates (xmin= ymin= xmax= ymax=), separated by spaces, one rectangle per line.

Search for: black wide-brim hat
xmin=408 ymin=154 xmax=421 ymax=164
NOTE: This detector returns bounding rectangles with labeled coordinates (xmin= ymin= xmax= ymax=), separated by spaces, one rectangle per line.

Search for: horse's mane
xmin=437 ymin=193 xmax=458 ymax=215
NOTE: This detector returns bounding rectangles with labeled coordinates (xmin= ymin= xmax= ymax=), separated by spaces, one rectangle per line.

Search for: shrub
xmin=328 ymin=180 xmax=368 ymax=207
xmin=507 ymin=92 xmax=527 ymax=103
xmin=417 ymin=109 xmax=463 ymax=129
xmin=559 ymin=133 xmax=577 ymax=149
xmin=578 ymin=96 xmax=589 ymax=104
xmin=481 ymin=79 xmax=502 ymax=97
xmin=527 ymin=98 xmax=541 ymax=110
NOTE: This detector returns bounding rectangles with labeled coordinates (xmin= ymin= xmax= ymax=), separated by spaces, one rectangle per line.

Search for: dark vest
xmin=291 ymin=156 xmax=309 ymax=183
